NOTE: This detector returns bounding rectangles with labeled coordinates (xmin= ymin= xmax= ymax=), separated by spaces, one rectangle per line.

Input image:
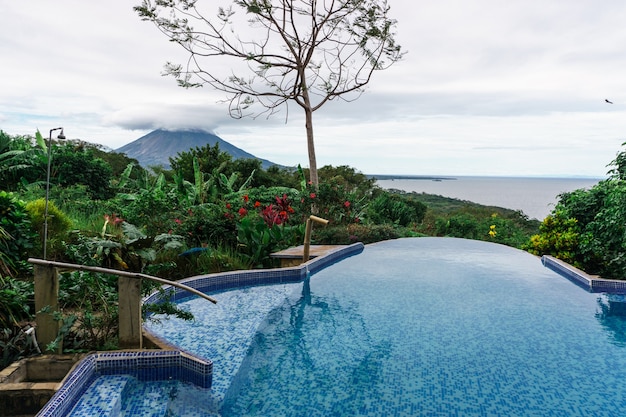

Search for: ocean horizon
xmin=374 ymin=175 xmax=603 ymax=220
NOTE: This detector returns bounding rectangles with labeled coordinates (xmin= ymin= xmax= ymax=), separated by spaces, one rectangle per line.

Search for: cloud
xmin=2 ymin=0 xmax=626 ymax=176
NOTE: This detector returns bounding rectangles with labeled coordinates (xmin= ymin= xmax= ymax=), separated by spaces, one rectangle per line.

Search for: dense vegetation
xmin=525 ymin=142 xmax=626 ymax=280
xmin=2 ymin=128 xmax=621 ymax=368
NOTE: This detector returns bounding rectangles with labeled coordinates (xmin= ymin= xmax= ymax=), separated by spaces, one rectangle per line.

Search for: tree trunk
xmin=304 ymin=101 xmax=318 ymax=187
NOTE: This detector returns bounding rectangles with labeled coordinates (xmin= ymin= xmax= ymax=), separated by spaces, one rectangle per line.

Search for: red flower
xmin=310 ymin=193 xmax=316 ymax=199
xmin=104 ymin=213 xmax=123 ymax=225
xmin=174 ymin=218 xmax=182 ymax=225
xmin=226 ymin=203 xmax=232 ymax=209
xmin=243 ymin=195 xmax=249 ymax=203
xmin=344 ymin=201 xmax=351 ymax=208
xmin=254 ymin=201 xmax=261 ymax=208
xmin=238 ymin=207 xmax=248 ymax=217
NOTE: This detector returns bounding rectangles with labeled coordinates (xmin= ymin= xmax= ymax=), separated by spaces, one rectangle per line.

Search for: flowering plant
xmin=230 ymin=193 xmax=304 ymax=267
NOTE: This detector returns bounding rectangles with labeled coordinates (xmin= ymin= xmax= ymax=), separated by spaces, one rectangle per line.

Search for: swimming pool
xmin=141 ymin=237 xmax=626 ymax=416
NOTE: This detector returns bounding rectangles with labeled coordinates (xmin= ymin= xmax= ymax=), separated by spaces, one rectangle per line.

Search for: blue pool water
xmin=141 ymin=237 xmax=626 ymax=416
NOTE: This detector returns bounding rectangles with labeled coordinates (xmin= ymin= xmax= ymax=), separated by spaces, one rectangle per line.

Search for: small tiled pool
xmin=42 ymin=238 xmax=626 ymax=416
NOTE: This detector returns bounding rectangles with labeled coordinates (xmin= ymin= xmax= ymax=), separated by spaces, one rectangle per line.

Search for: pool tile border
xmin=542 ymin=255 xmax=626 ymax=293
xmin=143 ymin=242 xmax=364 ymax=305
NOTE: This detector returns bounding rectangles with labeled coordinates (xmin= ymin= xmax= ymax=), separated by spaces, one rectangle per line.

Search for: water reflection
xmin=222 ymin=278 xmax=392 ymax=416
xmin=595 ymin=294 xmax=626 ymax=346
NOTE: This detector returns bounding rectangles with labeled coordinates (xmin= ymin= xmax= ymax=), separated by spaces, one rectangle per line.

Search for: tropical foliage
xmin=526 ymin=143 xmax=626 ymax=279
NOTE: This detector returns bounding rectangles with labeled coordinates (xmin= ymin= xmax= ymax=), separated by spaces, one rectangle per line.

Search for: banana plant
xmin=219 ymin=169 xmax=256 ymax=194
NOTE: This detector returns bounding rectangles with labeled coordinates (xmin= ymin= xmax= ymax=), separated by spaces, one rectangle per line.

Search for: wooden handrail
xmin=28 ymin=258 xmax=217 ymax=304
xmin=29 ymin=258 xmax=217 ymax=350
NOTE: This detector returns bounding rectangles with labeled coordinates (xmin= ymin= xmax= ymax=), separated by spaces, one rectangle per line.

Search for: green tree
xmin=135 ymin=0 xmax=404 ymax=187
xmin=91 ymin=147 xmax=145 ymax=179
xmin=608 ymin=141 xmax=626 ymax=180
xmin=170 ymin=143 xmax=232 ymax=183
xmin=526 ymin=143 xmax=626 ymax=279
xmin=368 ymin=192 xmax=427 ymax=227
xmin=2 ymin=139 xmax=115 ymax=199
xmin=0 ymin=131 xmax=24 ymax=183
xmin=0 ymin=132 xmax=41 ymax=191
xmin=53 ymin=144 xmax=114 ymax=199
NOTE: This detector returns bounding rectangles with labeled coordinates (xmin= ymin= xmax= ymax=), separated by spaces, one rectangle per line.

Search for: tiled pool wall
xmin=36 ymin=350 xmax=212 ymax=417
xmin=37 ymin=242 xmax=364 ymax=417
xmin=143 ymin=242 xmax=365 ymax=305
xmin=542 ymin=255 xmax=626 ymax=293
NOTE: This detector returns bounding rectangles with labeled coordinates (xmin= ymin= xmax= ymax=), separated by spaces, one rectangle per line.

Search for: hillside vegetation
xmin=1 ymin=128 xmax=623 ymax=363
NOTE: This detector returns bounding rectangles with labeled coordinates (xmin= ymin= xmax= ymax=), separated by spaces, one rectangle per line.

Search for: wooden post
xmin=303 ymin=216 xmax=329 ymax=263
xmin=34 ymin=265 xmax=61 ymax=353
xmin=302 ymin=219 xmax=313 ymax=262
xmin=118 ymin=276 xmax=142 ymax=349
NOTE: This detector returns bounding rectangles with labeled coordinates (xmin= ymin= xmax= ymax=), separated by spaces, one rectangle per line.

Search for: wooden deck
xmin=270 ymin=245 xmax=348 ymax=267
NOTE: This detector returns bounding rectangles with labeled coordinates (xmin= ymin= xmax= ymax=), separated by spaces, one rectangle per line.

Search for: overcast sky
xmin=2 ymin=0 xmax=625 ymax=177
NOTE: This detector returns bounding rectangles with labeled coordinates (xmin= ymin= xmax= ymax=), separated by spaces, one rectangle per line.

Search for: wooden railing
xmin=28 ymin=258 xmax=217 ymax=351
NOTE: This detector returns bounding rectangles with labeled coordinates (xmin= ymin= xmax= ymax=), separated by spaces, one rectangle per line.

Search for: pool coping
xmin=542 ymin=255 xmax=626 ymax=293
xmin=36 ymin=242 xmax=364 ymax=417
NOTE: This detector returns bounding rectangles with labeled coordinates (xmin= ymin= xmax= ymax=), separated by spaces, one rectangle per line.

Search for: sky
xmin=2 ymin=1 xmax=626 ymax=178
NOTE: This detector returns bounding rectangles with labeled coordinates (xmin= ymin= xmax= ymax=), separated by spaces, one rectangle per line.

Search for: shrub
xmin=236 ymin=195 xmax=305 ymax=268
xmin=368 ymin=192 xmax=427 ymax=227
xmin=524 ymin=212 xmax=581 ymax=267
xmin=172 ymin=204 xmax=238 ymax=248
xmin=0 ymin=276 xmax=34 ymax=330
xmin=56 ymin=270 xmax=119 ymax=351
xmin=0 ymin=192 xmax=37 ymax=276
xmin=312 ymin=224 xmax=403 ymax=245
xmin=524 ymin=144 xmax=626 ymax=279
xmin=436 ymin=213 xmax=481 ymax=239
xmin=25 ymin=198 xmax=73 ymax=259
xmin=0 ymin=276 xmax=36 ymax=369
xmin=171 ymin=246 xmax=252 ymax=278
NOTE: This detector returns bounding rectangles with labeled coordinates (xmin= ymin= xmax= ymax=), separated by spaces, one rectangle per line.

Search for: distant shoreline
xmin=368 ymin=174 xmax=603 ymax=181
xmin=368 ymin=175 xmax=457 ymax=181
xmin=371 ymin=176 xmax=602 ymax=220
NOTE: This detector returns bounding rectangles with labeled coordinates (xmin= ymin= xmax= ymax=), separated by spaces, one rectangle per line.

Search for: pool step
xmin=118 ymin=380 xmax=171 ymax=417
xmin=166 ymin=382 xmax=220 ymax=417
xmin=67 ymin=375 xmax=134 ymax=417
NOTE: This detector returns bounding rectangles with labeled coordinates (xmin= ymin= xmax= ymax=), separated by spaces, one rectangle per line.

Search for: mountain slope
xmin=116 ymin=129 xmax=278 ymax=170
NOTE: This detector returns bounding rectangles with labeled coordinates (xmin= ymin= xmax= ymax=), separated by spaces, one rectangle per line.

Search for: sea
xmin=375 ymin=176 xmax=603 ymax=221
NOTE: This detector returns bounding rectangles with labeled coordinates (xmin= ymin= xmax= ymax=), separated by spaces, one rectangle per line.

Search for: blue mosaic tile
xmin=148 ymin=239 xmax=626 ymax=416
xmin=65 ymin=375 xmax=133 ymax=417
xmin=37 ymin=351 xmax=213 ymax=417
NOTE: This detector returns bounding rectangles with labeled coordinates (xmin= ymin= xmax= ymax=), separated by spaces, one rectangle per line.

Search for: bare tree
xmin=135 ymin=0 xmax=404 ymax=186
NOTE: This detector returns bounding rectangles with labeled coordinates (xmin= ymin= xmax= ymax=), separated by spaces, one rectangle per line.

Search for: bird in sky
xmin=605 ymin=99 xmax=614 ymax=104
